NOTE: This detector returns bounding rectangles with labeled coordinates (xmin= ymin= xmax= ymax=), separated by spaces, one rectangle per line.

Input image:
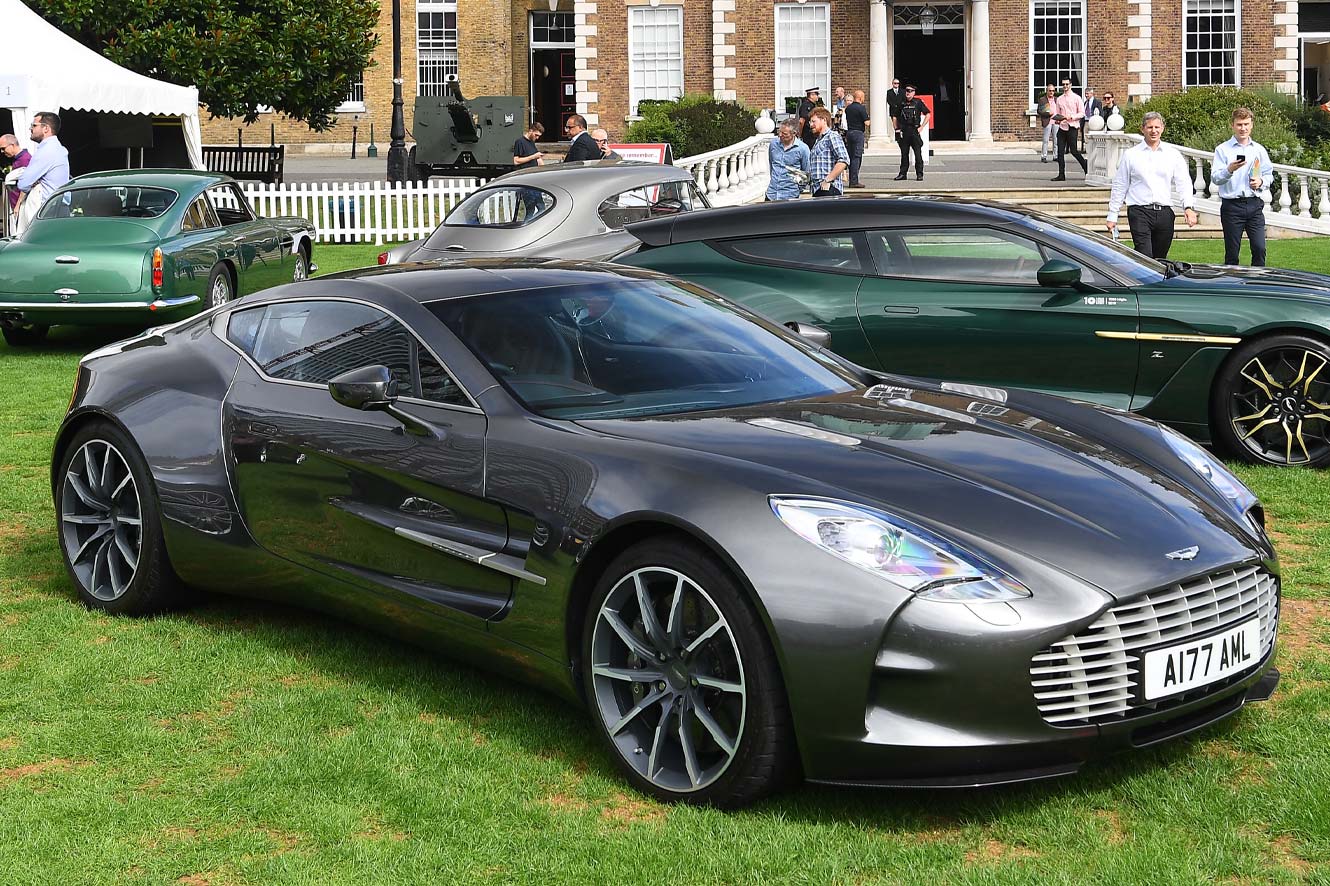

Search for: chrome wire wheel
xmin=208 ymin=269 xmax=233 ymax=308
xmin=292 ymin=250 xmax=308 ymax=282
xmin=589 ymin=566 xmax=747 ymax=794
xmin=1228 ymin=345 xmax=1330 ymax=466
xmin=59 ymin=439 xmax=142 ymax=602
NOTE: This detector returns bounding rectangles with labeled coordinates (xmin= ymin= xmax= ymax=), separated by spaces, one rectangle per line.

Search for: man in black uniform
xmin=892 ymin=84 xmax=929 ymax=181
xmin=844 ymin=89 xmax=869 ymax=188
xmin=563 ymin=114 xmax=601 ymax=162
xmin=796 ymin=86 xmax=822 ymax=150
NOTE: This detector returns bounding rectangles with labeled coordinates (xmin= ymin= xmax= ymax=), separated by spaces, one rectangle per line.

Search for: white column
xmin=968 ymin=0 xmax=992 ymax=141
xmin=868 ymin=0 xmax=891 ymax=150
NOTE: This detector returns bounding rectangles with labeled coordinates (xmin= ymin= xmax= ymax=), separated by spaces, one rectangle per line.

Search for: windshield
xmin=443 ymin=186 xmax=555 ymax=228
xmin=38 ymin=186 xmax=178 ymax=220
xmin=1015 ymin=213 xmax=1167 ymax=284
xmin=428 ymin=279 xmax=857 ymax=419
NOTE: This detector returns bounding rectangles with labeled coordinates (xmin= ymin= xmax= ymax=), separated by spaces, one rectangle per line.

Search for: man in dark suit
xmin=886 ymin=78 xmax=902 ymax=119
xmin=562 ymin=114 xmax=601 ymax=162
xmin=1080 ymin=88 xmax=1103 ymax=150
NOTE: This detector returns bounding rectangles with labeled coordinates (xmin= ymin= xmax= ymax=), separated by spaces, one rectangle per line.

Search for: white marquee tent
xmin=0 ymin=0 xmax=204 ymax=169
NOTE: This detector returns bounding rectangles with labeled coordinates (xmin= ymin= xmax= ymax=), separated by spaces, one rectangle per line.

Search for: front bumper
xmin=0 ymin=295 xmax=201 ymax=327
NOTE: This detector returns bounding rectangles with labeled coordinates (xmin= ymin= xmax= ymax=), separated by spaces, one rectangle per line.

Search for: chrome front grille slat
xmin=1030 ymin=566 xmax=1279 ymax=727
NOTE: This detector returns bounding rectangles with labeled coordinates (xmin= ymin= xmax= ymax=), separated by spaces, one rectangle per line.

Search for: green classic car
xmin=614 ymin=198 xmax=1330 ymax=468
xmin=0 ymin=170 xmax=315 ymax=346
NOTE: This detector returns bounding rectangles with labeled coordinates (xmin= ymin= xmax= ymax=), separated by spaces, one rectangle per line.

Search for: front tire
xmin=1212 ymin=333 xmax=1330 ymax=467
xmin=55 ymin=422 xmax=183 ymax=614
xmin=2 ymin=323 xmax=49 ymax=346
xmin=582 ymin=538 xmax=795 ymax=807
xmin=207 ymin=264 xmax=234 ymax=309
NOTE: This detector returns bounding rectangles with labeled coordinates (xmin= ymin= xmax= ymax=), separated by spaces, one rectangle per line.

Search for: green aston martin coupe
xmin=614 ymin=197 xmax=1330 ymax=468
xmin=0 ymin=170 xmax=315 ymax=346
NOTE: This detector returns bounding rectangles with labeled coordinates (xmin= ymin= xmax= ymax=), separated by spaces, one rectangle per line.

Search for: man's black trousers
xmin=1220 ymin=196 xmax=1267 ymax=266
xmin=846 ymin=130 xmax=865 ymax=185
xmin=898 ymin=129 xmax=923 ymax=175
xmin=1126 ymin=204 xmax=1176 ymax=259
xmin=1056 ymin=128 xmax=1086 ymax=176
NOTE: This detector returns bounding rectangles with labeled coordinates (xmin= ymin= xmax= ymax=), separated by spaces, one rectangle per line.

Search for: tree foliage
xmin=29 ymin=0 xmax=379 ymax=131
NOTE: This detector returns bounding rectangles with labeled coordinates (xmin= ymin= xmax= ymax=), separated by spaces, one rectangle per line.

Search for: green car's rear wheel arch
xmin=1213 ymin=333 xmax=1330 ymax=467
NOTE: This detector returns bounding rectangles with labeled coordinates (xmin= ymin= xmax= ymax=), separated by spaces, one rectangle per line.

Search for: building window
xmin=418 ymin=0 xmax=459 ymax=97
xmin=336 ymin=73 xmax=366 ymax=113
xmin=1030 ymin=0 xmax=1085 ymax=106
xmin=531 ymin=10 xmax=575 ymax=45
xmin=775 ymin=3 xmax=830 ymax=112
xmin=1185 ymin=0 xmax=1239 ymax=87
xmin=628 ymin=6 xmax=684 ymax=116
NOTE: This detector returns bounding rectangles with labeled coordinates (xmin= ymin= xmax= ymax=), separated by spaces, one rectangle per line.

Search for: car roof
xmin=312 ymin=259 xmax=671 ymax=304
xmin=487 ymin=160 xmax=695 ymax=189
xmin=624 ymin=195 xmax=1031 ymax=246
xmin=64 ymin=169 xmax=232 ymax=191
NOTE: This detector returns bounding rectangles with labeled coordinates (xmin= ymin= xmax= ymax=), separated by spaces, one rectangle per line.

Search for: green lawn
xmin=1 ymin=241 xmax=1328 ymax=883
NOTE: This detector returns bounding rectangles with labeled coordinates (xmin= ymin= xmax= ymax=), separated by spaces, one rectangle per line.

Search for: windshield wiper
xmin=527 ymin=392 xmax=624 ymax=409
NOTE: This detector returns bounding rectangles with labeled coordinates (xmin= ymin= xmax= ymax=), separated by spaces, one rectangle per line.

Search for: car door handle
xmin=882 ymin=305 xmax=920 ymax=314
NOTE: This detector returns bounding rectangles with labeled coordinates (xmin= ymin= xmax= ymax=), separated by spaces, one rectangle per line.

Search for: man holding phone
xmin=1211 ymin=107 xmax=1273 ymax=266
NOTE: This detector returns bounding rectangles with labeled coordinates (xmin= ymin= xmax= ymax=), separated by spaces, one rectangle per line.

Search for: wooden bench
xmin=201 ymin=145 xmax=286 ymax=184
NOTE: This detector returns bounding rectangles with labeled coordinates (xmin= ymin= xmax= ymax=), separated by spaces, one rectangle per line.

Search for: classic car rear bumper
xmin=0 ymin=295 xmax=200 ymax=326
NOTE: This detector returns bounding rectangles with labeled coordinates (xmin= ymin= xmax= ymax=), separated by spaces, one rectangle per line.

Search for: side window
xmin=180 ymin=196 xmax=213 ymax=232
xmin=869 ymin=228 xmax=1046 ymax=285
xmin=226 ymin=301 xmax=469 ymax=406
xmin=721 ymin=233 xmax=862 ymax=272
xmin=597 ymin=180 xmax=700 ymax=229
xmin=207 ymin=184 xmax=255 ymax=226
xmin=1043 ymin=246 xmax=1112 ymax=287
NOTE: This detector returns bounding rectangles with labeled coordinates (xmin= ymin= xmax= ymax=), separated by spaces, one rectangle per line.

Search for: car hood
xmin=0 ymin=220 xmax=156 ymax=295
xmin=578 ymin=388 xmax=1261 ymax=601
xmin=1175 ymin=263 xmax=1330 ymax=296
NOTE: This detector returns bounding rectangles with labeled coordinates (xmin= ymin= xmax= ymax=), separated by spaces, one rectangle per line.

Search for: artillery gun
xmin=409 ymin=78 xmax=527 ymax=181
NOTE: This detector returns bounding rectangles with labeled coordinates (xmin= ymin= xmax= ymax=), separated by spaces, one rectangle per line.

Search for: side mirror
xmin=784 ymin=321 xmax=832 ymax=349
xmin=329 ymin=365 xmax=398 ymax=411
xmin=1037 ymin=258 xmax=1083 ymax=289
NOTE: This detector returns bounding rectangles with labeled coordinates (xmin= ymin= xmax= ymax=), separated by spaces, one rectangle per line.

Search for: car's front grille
xmin=1030 ymin=565 xmax=1279 ymax=726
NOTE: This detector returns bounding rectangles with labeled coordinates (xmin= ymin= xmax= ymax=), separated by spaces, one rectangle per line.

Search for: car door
xmin=855 ymin=226 xmax=1141 ymax=409
xmin=206 ymin=183 xmax=286 ymax=294
xmin=168 ymin=194 xmax=222 ymax=304
xmin=221 ymin=296 xmax=512 ymax=623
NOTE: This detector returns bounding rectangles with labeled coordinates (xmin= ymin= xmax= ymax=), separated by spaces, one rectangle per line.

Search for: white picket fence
xmin=239 ymin=136 xmax=773 ymax=245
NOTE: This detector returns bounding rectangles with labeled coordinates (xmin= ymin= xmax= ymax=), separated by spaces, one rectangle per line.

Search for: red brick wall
xmin=990 ymin=0 xmax=1030 ymax=138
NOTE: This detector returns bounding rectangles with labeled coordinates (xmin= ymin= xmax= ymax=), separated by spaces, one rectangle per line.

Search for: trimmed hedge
xmin=624 ymin=94 xmax=759 ymax=159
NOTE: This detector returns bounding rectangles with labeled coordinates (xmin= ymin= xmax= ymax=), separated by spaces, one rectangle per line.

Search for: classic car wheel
xmin=584 ymin=538 xmax=794 ymax=807
xmin=292 ymin=248 xmax=309 ymax=283
xmin=1214 ymin=333 xmax=1330 ymax=467
xmin=208 ymin=265 xmax=234 ymax=309
xmin=56 ymin=422 xmax=182 ymax=614
xmin=2 ymin=323 xmax=49 ymax=346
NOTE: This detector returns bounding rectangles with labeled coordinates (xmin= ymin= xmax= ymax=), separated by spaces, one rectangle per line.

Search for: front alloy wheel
xmin=1216 ymin=334 xmax=1330 ymax=467
xmin=584 ymin=540 xmax=793 ymax=807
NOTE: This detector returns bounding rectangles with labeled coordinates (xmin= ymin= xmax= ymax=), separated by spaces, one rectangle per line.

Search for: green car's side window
xmin=180 ymin=196 xmax=214 ymax=232
xmin=226 ymin=301 xmax=469 ymax=408
xmin=720 ymin=233 xmax=863 ymax=273
xmin=868 ymin=227 xmax=1045 ymax=286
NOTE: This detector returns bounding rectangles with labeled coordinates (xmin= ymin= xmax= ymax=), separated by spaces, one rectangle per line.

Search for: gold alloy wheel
xmin=1229 ymin=347 xmax=1330 ymax=465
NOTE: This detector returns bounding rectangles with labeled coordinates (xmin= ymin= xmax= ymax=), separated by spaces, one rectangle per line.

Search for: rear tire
xmin=292 ymin=245 xmax=310 ymax=283
xmin=55 ymin=421 xmax=183 ymax=615
xmin=207 ymin=264 xmax=234 ymax=308
xmin=582 ymin=538 xmax=796 ymax=808
xmin=2 ymin=323 xmax=49 ymax=346
xmin=1211 ymin=333 xmax=1330 ymax=467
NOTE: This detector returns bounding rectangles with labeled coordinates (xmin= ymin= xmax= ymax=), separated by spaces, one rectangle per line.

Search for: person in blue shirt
xmin=766 ymin=120 xmax=810 ymax=201
xmin=14 ymin=111 xmax=70 ymax=231
xmin=1211 ymin=106 xmax=1273 ymax=266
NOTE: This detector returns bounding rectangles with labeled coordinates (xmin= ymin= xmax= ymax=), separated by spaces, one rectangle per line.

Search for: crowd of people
xmin=2 ymin=111 xmax=70 ymax=236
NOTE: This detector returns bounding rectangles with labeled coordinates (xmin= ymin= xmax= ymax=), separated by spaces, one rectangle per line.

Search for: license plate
xmin=1142 ymin=618 xmax=1261 ymax=701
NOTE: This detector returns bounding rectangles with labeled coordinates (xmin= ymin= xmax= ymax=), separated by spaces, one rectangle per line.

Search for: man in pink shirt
xmin=1051 ymin=79 xmax=1087 ymax=181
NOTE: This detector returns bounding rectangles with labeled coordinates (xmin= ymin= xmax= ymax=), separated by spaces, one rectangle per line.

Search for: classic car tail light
xmin=151 ymin=248 xmax=164 ymax=292
xmin=377 ymin=252 xmax=389 ymax=265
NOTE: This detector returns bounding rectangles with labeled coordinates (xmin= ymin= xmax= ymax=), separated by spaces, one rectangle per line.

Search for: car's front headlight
xmin=1158 ymin=424 xmax=1260 ymax=526
xmin=769 ymin=497 xmax=1030 ymax=603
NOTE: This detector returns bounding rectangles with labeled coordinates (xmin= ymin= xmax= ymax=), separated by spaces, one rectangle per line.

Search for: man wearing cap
xmin=892 ymin=84 xmax=930 ymax=181
xmin=797 ymin=87 xmax=822 ymax=150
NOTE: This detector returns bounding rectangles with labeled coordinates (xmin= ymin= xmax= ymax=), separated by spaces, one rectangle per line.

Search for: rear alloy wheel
xmin=56 ymin=422 xmax=182 ymax=614
xmin=292 ymin=248 xmax=309 ymax=283
xmin=207 ymin=265 xmax=234 ymax=308
xmin=2 ymin=323 xmax=49 ymax=346
xmin=583 ymin=539 xmax=794 ymax=807
xmin=1214 ymin=334 xmax=1330 ymax=467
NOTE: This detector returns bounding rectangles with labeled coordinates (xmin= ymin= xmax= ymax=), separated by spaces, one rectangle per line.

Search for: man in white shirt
xmin=1106 ymin=112 xmax=1198 ymax=259
xmin=1211 ymin=106 xmax=1273 ymax=266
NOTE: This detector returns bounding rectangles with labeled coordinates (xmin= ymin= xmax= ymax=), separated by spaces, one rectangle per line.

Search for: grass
xmin=1 ymin=241 xmax=1328 ymax=883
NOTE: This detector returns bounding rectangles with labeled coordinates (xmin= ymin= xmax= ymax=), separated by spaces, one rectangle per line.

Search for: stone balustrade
xmin=675 ymin=135 xmax=773 ymax=207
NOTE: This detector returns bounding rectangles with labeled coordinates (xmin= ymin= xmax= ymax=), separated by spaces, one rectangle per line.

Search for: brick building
xmin=202 ymin=0 xmax=1313 ymax=151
